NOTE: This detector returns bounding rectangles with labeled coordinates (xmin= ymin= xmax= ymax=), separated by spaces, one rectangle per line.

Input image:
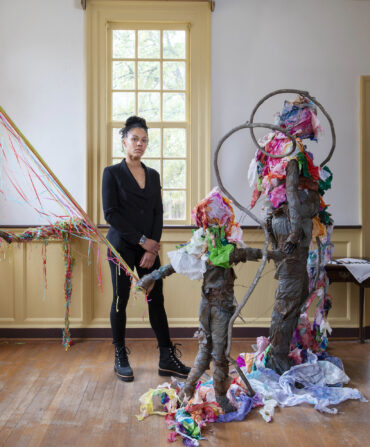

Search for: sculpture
xmin=139 ymin=89 xmax=335 ymax=409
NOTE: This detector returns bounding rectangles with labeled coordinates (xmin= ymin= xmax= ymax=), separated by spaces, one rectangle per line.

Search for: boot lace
xmin=116 ymin=346 xmax=130 ymax=366
xmin=169 ymin=343 xmax=186 ymax=367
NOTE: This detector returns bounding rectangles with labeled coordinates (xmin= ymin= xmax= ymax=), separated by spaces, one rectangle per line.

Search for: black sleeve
xmin=102 ymin=167 xmax=141 ymax=245
xmin=151 ymin=171 xmax=163 ymax=242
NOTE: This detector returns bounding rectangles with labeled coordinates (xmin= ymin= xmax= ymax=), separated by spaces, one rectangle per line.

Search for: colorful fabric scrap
xmin=136 ymin=383 xmax=180 ymax=421
xmin=236 ymin=350 xmax=366 ymax=416
xmin=168 ymin=187 xmax=245 ymax=279
xmin=249 ymin=95 xmax=332 ymax=227
xmin=276 ymin=96 xmax=323 ymax=141
xmin=138 ymin=352 xmax=366 ymax=444
xmin=294 ymin=226 xmax=334 ymax=353
xmin=192 ymin=187 xmax=244 ymax=246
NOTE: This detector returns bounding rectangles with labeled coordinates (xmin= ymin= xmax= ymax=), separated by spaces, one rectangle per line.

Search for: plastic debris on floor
xmin=137 ymin=342 xmax=367 ymax=446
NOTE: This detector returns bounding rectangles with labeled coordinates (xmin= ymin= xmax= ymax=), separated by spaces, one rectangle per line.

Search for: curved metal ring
xmin=214 ymin=122 xmax=287 ymax=380
xmin=214 ymin=121 xmax=297 ymax=227
xmin=249 ymin=88 xmax=336 ymax=167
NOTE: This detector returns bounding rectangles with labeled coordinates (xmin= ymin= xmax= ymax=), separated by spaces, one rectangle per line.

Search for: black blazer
xmin=102 ymin=159 xmax=163 ymax=251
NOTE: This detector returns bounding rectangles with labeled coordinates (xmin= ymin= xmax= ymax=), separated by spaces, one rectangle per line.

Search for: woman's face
xmin=122 ymin=127 xmax=148 ymax=160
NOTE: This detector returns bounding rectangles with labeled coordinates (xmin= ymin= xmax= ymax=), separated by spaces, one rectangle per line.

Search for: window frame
xmin=107 ymin=23 xmax=190 ymax=223
xmin=86 ymin=0 xmax=211 ymax=226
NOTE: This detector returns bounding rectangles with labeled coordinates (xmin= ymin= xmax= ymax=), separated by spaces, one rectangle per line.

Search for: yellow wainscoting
xmin=0 ymin=227 xmax=366 ymax=330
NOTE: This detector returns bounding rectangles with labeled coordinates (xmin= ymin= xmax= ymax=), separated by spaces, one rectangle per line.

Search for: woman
xmin=102 ymin=116 xmax=190 ymax=382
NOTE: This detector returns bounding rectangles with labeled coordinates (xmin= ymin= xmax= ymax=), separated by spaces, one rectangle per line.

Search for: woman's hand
xmin=141 ymin=238 xmax=160 ymax=255
xmin=139 ymin=251 xmax=157 ymax=269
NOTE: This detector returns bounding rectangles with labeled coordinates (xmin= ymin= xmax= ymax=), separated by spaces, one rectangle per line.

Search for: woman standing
xmin=102 ymin=116 xmax=190 ymax=382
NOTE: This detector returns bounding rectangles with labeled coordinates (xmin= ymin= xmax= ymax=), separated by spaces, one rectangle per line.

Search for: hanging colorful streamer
xmin=0 ymin=106 xmax=142 ymax=349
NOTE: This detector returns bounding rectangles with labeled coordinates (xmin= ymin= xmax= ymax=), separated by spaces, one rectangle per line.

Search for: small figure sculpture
xmin=139 ymin=188 xmax=282 ymax=412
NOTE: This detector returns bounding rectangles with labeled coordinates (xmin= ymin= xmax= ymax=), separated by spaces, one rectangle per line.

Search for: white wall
xmin=0 ymin=0 xmax=85 ymax=224
xmin=211 ymin=0 xmax=370 ymax=225
xmin=0 ymin=0 xmax=368 ymax=225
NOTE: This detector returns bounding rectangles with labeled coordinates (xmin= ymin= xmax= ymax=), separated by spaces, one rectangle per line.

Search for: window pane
xmin=112 ymin=128 xmax=123 ymax=157
xmin=112 ymin=92 xmax=135 ymax=121
xmin=138 ymin=61 xmax=160 ymax=90
xmin=163 ymin=30 xmax=186 ymax=59
xmin=163 ymin=93 xmax=185 ymax=121
xmin=163 ymin=128 xmax=186 ymax=157
xmin=138 ymin=30 xmax=160 ymax=59
xmin=110 ymin=27 xmax=189 ymax=224
xmin=163 ymin=160 xmax=186 ymax=188
xmin=146 ymin=128 xmax=161 ymax=157
xmin=143 ymin=158 xmax=161 ymax=176
xmin=113 ymin=30 xmax=135 ymax=58
xmin=163 ymin=190 xmax=186 ymax=220
xmin=113 ymin=61 xmax=135 ymax=90
xmin=138 ymin=92 xmax=160 ymax=121
xmin=163 ymin=62 xmax=185 ymax=90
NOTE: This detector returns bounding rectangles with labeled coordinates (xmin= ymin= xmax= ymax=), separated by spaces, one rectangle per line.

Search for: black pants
xmin=108 ymin=246 xmax=171 ymax=348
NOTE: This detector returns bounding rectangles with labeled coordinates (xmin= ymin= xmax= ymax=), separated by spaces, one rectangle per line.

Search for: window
xmin=86 ymin=0 xmax=210 ymax=225
xmin=108 ymin=25 xmax=189 ymax=221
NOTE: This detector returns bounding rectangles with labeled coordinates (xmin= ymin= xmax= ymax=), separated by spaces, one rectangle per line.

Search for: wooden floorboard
xmin=0 ymin=339 xmax=368 ymax=447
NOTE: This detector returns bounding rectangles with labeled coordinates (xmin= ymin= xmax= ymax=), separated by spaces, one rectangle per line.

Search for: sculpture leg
xmin=182 ymin=298 xmax=212 ymax=399
xmin=182 ymin=335 xmax=212 ymax=399
xmin=210 ymin=305 xmax=235 ymax=413
xmin=267 ymin=248 xmax=309 ymax=374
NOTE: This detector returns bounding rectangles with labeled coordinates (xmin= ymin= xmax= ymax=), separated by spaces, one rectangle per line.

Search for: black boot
xmin=114 ymin=345 xmax=134 ymax=382
xmin=158 ymin=343 xmax=191 ymax=379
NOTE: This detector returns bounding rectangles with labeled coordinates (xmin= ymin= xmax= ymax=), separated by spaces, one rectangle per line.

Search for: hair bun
xmin=125 ymin=116 xmax=147 ymax=128
xmin=119 ymin=115 xmax=148 ymax=138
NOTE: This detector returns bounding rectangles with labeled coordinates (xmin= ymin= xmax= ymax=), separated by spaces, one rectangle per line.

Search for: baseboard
xmin=0 ymin=326 xmax=368 ymax=340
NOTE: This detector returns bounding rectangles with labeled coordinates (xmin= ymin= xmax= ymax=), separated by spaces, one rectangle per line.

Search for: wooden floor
xmin=0 ymin=339 xmax=369 ymax=447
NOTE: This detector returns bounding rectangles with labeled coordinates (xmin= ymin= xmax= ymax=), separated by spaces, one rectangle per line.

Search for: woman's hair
xmin=119 ymin=116 xmax=148 ymax=139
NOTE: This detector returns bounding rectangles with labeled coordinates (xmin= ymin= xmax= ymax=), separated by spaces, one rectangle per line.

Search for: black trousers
xmin=108 ymin=246 xmax=171 ymax=348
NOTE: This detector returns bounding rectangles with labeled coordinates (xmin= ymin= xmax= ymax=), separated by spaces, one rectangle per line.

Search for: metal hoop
xmin=249 ymin=89 xmax=336 ymax=167
xmin=214 ymin=121 xmax=297 ymax=227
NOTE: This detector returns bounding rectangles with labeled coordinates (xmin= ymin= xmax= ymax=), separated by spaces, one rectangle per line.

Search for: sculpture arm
xmin=137 ymin=263 xmax=175 ymax=290
xmin=230 ymin=247 xmax=285 ymax=264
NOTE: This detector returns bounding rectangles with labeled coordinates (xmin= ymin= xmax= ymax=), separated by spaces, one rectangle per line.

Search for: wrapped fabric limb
xmin=230 ymin=247 xmax=286 ymax=264
xmin=137 ymin=263 xmax=175 ymax=291
xmin=137 ymin=248 xmax=286 ymax=292
xmin=266 ymin=160 xmax=321 ymax=374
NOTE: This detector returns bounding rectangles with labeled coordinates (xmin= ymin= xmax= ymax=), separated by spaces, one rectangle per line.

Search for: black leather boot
xmin=158 ymin=343 xmax=191 ymax=379
xmin=114 ymin=345 xmax=134 ymax=382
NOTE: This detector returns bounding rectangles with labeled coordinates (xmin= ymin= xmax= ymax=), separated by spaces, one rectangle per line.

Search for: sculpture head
xmin=276 ymin=95 xmax=322 ymax=142
xmin=191 ymin=187 xmax=243 ymax=245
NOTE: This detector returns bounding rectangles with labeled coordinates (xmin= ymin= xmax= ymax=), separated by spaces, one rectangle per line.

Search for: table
xmin=325 ymin=262 xmax=369 ymax=343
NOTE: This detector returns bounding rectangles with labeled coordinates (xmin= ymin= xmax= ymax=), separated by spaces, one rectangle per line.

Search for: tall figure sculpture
xmin=247 ymin=94 xmax=334 ymax=373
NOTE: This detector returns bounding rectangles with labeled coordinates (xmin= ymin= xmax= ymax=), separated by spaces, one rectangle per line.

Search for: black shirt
xmin=102 ymin=159 xmax=163 ymax=251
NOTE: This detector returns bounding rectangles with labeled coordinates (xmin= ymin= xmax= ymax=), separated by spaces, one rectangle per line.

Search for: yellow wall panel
xmin=24 ymin=242 xmax=83 ymax=324
xmin=0 ymin=227 xmax=367 ymax=331
xmin=0 ymin=244 xmax=16 ymax=321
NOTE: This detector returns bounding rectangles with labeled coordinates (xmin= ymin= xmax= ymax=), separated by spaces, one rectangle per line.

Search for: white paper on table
xmin=335 ymin=258 xmax=370 ymax=283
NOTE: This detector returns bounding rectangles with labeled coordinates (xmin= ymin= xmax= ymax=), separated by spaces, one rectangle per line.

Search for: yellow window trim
xmin=360 ymin=75 xmax=370 ymax=256
xmin=86 ymin=0 xmax=211 ymax=225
